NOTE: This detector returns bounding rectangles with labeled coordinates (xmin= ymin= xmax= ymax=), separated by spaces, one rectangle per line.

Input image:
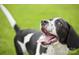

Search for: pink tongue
xmin=37 ymin=36 xmax=53 ymax=44
xmin=44 ymin=36 xmax=52 ymax=43
xmin=37 ymin=35 xmax=57 ymax=45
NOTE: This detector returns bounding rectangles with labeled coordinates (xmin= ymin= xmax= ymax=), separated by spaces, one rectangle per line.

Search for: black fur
xmin=55 ymin=19 xmax=79 ymax=50
xmin=67 ymin=25 xmax=79 ymax=50
xmin=55 ymin=19 xmax=70 ymax=44
xmin=14 ymin=24 xmax=20 ymax=33
xmin=14 ymin=25 xmax=47 ymax=55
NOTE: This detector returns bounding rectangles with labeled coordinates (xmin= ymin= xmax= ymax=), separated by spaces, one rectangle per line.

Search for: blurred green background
xmin=0 ymin=4 xmax=79 ymax=55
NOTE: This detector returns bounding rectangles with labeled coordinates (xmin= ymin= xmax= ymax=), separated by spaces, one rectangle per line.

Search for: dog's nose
xmin=41 ymin=20 xmax=48 ymax=26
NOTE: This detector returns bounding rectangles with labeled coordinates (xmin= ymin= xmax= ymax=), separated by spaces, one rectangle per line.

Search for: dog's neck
xmin=43 ymin=41 xmax=69 ymax=55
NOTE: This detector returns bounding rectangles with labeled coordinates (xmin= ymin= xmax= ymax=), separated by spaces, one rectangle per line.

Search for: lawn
xmin=0 ymin=4 xmax=79 ymax=55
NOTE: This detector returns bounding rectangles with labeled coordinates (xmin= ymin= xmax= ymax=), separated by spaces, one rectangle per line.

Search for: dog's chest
xmin=44 ymin=41 xmax=69 ymax=55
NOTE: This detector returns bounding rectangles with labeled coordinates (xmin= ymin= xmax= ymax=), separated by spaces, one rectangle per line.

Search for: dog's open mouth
xmin=40 ymin=27 xmax=57 ymax=45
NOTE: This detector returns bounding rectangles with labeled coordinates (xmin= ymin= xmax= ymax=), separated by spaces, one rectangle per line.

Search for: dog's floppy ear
xmin=67 ymin=24 xmax=77 ymax=41
xmin=67 ymin=24 xmax=79 ymax=49
xmin=58 ymin=20 xmax=70 ymax=44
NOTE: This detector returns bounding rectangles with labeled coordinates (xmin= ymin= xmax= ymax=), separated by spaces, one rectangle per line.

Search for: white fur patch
xmin=46 ymin=41 xmax=69 ymax=55
xmin=17 ymin=33 xmax=34 ymax=54
xmin=24 ymin=33 xmax=34 ymax=44
xmin=46 ymin=18 xmax=58 ymax=37
xmin=35 ymin=43 xmax=41 ymax=55
xmin=17 ymin=41 xmax=28 ymax=54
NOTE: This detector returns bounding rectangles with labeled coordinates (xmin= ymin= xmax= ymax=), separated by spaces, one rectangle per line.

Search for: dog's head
xmin=41 ymin=17 xmax=70 ymax=45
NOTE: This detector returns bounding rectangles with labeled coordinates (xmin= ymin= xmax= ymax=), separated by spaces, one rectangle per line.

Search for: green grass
xmin=0 ymin=4 xmax=79 ymax=55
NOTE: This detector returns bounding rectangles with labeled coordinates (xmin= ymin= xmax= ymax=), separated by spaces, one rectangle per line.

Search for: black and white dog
xmin=1 ymin=5 xmax=79 ymax=55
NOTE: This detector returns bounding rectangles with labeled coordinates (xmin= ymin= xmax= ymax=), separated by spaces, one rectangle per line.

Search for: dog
xmin=1 ymin=5 xmax=79 ymax=55
xmin=41 ymin=18 xmax=79 ymax=54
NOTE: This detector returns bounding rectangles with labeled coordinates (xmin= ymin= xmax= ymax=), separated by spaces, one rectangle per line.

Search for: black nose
xmin=41 ymin=20 xmax=48 ymax=26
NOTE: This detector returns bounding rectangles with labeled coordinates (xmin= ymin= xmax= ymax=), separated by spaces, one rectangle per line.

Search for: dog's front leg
xmin=35 ymin=43 xmax=41 ymax=55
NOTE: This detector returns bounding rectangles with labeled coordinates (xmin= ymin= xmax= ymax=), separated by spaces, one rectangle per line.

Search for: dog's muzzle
xmin=40 ymin=20 xmax=57 ymax=45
